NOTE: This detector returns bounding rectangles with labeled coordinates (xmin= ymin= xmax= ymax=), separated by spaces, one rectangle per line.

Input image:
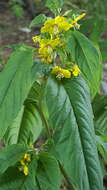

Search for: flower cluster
xmin=32 ymin=13 xmax=85 ymax=79
xmin=51 ymin=65 xmax=80 ymax=79
xmin=32 ymin=36 xmax=60 ymax=63
xmin=41 ymin=14 xmax=86 ymax=35
xmin=52 ymin=66 xmax=71 ymax=79
xmin=71 ymin=64 xmax=81 ymax=77
xmin=41 ymin=16 xmax=71 ymax=35
xmin=19 ymin=154 xmax=31 ymax=176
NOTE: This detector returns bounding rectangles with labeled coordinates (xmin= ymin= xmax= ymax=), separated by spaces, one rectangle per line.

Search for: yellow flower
xmin=51 ymin=66 xmax=62 ymax=74
xmin=61 ymin=69 xmax=71 ymax=78
xmin=44 ymin=56 xmax=53 ymax=63
xmin=71 ymin=65 xmax=80 ymax=76
xmin=19 ymin=153 xmax=31 ymax=176
xmin=41 ymin=14 xmax=85 ymax=35
xmin=32 ymin=34 xmax=60 ymax=63
xmin=32 ymin=35 xmax=41 ymax=43
xmin=41 ymin=16 xmax=71 ymax=35
xmin=38 ymin=55 xmax=53 ymax=63
xmin=23 ymin=154 xmax=31 ymax=162
xmin=41 ymin=19 xmax=55 ymax=34
xmin=38 ymin=44 xmax=53 ymax=63
xmin=71 ymin=13 xmax=86 ymax=27
xmin=50 ymin=38 xmax=61 ymax=47
xmin=23 ymin=165 xmax=29 ymax=176
xmin=55 ymin=16 xmax=66 ymax=23
xmin=38 ymin=38 xmax=60 ymax=63
xmin=40 ymin=38 xmax=60 ymax=48
xmin=55 ymin=16 xmax=71 ymax=31
xmin=20 ymin=159 xmax=25 ymax=166
xmin=52 ymin=66 xmax=71 ymax=79
xmin=18 ymin=165 xmax=29 ymax=176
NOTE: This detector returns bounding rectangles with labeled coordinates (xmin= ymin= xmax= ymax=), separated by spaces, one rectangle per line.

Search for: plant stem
xmin=59 ymin=162 xmax=76 ymax=190
xmin=35 ymin=104 xmax=51 ymax=138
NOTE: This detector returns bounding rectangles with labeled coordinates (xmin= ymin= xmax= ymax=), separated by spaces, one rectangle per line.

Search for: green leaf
xmin=99 ymin=39 xmax=107 ymax=62
xmin=90 ymin=16 xmax=105 ymax=43
xmin=3 ymin=107 xmax=24 ymax=145
xmin=96 ymin=135 xmax=107 ymax=164
xmin=45 ymin=76 xmax=103 ymax=190
xmin=0 ymin=152 xmax=60 ymax=190
xmin=80 ymin=17 xmax=94 ymax=34
xmin=95 ymin=110 xmax=107 ymax=136
xmin=37 ymin=152 xmax=61 ymax=190
xmin=0 ymin=157 xmax=38 ymax=190
xmin=18 ymin=102 xmax=43 ymax=145
xmin=92 ymin=94 xmax=107 ymax=118
xmin=0 ymin=46 xmax=34 ymax=138
xmin=30 ymin=14 xmax=47 ymax=28
xmin=46 ymin=0 xmax=64 ymax=15
xmin=0 ymin=144 xmax=27 ymax=174
xmin=4 ymin=79 xmax=48 ymax=146
xmin=72 ymin=31 xmax=102 ymax=97
xmin=92 ymin=94 xmax=107 ymax=135
xmin=4 ymin=102 xmax=43 ymax=145
xmin=11 ymin=4 xmax=24 ymax=18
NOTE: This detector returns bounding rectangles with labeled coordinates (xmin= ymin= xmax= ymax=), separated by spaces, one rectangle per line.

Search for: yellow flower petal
xmin=71 ymin=65 xmax=80 ymax=76
xmin=23 ymin=165 xmax=29 ymax=176
xmin=52 ymin=66 xmax=71 ymax=79
xmin=61 ymin=69 xmax=71 ymax=78
xmin=51 ymin=66 xmax=61 ymax=74
xmin=32 ymin=35 xmax=41 ymax=43
xmin=41 ymin=16 xmax=72 ymax=35
xmin=55 ymin=16 xmax=66 ymax=23
xmin=20 ymin=160 xmax=25 ymax=166
xmin=23 ymin=154 xmax=31 ymax=162
xmin=71 ymin=13 xmax=86 ymax=26
xmin=38 ymin=38 xmax=60 ymax=63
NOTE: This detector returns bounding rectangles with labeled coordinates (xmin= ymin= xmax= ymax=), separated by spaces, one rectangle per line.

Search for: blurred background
xmin=0 ymin=0 xmax=107 ymax=93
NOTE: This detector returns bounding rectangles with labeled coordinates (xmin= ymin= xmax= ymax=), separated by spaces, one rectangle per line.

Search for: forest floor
xmin=0 ymin=3 xmax=34 ymax=62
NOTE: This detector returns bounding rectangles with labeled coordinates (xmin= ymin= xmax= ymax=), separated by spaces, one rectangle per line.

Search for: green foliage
xmin=0 ymin=151 xmax=61 ymax=190
xmin=99 ymin=39 xmax=107 ymax=62
xmin=90 ymin=17 xmax=105 ymax=44
xmin=45 ymin=76 xmax=103 ymax=190
xmin=92 ymin=94 xmax=107 ymax=136
xmin=37 ymin=152 xmax=61 ymax=190
xmin=0 ymin=157 xmax=38 ymax=190
xmin=0 ymin=144 xmax=27 ymax=174
xmin=65 ymin=31 xmax=102 ymax=97
xmin=95 ymin=110 xmax=107 ymax=136
xmin=73 ymin=31 xmax=102 ymax=97
xmin=96 ymin=136 xmax=107 ymax=165
xmin=11 ymin=4 xmax=24 ymax=18
xmin=4 ymin=103 xmax=43 ymax=145
xmin=30 ymin=14 xmax=47 ymax=28
xmin=46 ymin=0 xmax=64 ymax=15
xmin=92 ymin=95 xmax=107 ymax=190
xmin=64 ymin=0 xmax=107 ymax=16
xmin=0 ymin=46 xmax=35 ymax=138
xmin=10 ymin=0 xmax=24 ymax=5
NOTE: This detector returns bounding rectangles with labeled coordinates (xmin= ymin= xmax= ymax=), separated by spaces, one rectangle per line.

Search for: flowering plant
xmin=0 ymin=0 xmax=104 ymax=190
xmin=32 ymin=14 xmax=85 ymax=79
